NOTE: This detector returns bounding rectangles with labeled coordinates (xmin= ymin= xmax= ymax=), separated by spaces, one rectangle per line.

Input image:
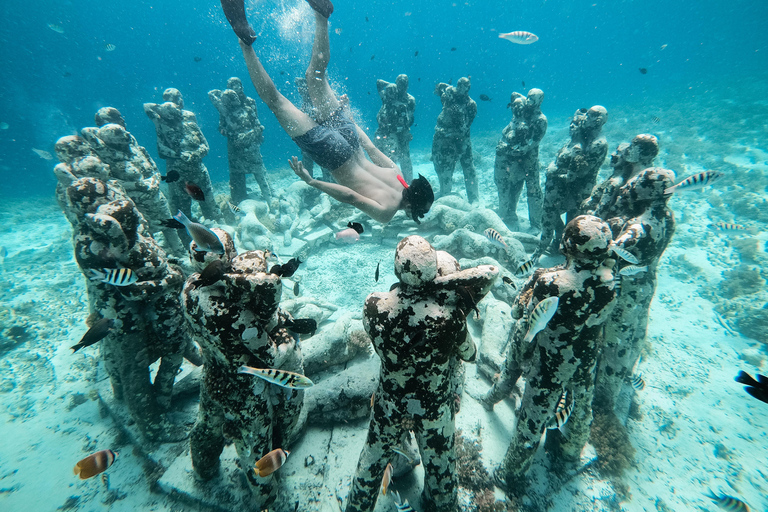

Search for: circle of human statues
xmin=52 ymin=37 xmax=676 ymax=511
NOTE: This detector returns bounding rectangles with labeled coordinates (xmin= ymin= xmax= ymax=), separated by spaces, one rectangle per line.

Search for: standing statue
xmin=144 ymin=88 xmax=223 ymax=222
xmin=432 ymin=77 xmax=478 ymax=204
xmin=209 ymin=77 xmax=273 ymax=206
xmin=181 ymin=242 xmax=306 ymax=509
xmin=345 ymin=236 xmax=498 ymax=512
xmin=54 ymin=136 xmax=200 ymax=440
xmin=79 ymin=107 xmax=185 ymax=255
xmin=581 ymin=133 xmax=659 ymax=216
xmin=535 ymin=106 xmax=608 ymax=258
xmin=374 ymin=74 xmax=416 ymax=183
xmin=593 ymin=168 xmax=675 ymax=411
xmin=494 ymin=88 xmax=547 ymax=231
xmin=478 ymin=215 xmax=617 ymax=494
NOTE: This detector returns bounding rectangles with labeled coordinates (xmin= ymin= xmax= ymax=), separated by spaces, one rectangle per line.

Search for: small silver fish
xmin=173 ymin=210 xmax=225 ymax=254
xmin=484 ymin=228 xmax=508 ymax=250
xmin=90 ymin=268 xmax=138 ymax=286
xmin=47 ymin=23 xmax=65 ymax=34
xmin=610 ymin=244 xmax=640 ymax=264
xmin=629 ymin=373 xmax=645 ymax=390
xmin=704 ymin=490 xmax=751 ymax=512
xmin=391 ymin=447 xmax=414 ymax=464
xmin=32 ymin=148 xmax=54 ymax=160
xmin=664 ymin=170 xmax=723 ymax=194
xmin=237 ymin=366 xmax=314 ymax=389
xmin=104 ymin=43 xmax=116 ymax=52
xmin=515 ymin=257 xmax=537 ymax=277
xmin=547 ymin=390 xmax=573 ymax=431
xmin=228 ymin=202 xmax=245 ymax=215
xmin=498 ymin=30 xmax=539 ymax=44
xmin=619 ymin=265 xmax=647 ymax=276
xmin=393 ymin=491 xmax=415 ymax=512
xmin=710 ymin=222 xmax=749 ymax=233
xmin=523 ymin=296 xmax=559 ymax=343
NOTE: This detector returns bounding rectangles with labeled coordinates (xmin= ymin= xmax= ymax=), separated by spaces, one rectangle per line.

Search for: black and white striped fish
xmin=498 ymin=30 xmax=539 ymax=44
xmin=619 ymin=265 xmax=648 ymax=276
xmin=664 ymin=170 xmax=723 ymax=194
xmin=484 ymin=228 xmax=508 ymax=250
xmin=515 ymin=257 xmax=538 ymax=277
xmin=523 ymin=296 xmax=559 ymax=343
xmin=628 ymin=373 xmax=646 ymax=391
xmin=546 ymin=390 xmax=573 ymax=432
xmin=228 ymin=201 xmax=245 ymax=215
xmin=237 ymin=366 xmax=314 ymax=389
xmin=392 ymin=491 xmax=415 ymax=512
xmin=610 ymin=244 xmax=640 ymax=264
xmin=90 ymin=268 xmax=138 ymax=286
xmin=705 ymin=490 xmax=751 ymax=512
xmin=709 ymin=222 xmax=751 ymax=233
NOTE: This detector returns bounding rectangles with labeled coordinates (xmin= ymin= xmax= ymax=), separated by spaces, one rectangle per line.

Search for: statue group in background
xmin=374 ymin=74 xmax=416 ymax=183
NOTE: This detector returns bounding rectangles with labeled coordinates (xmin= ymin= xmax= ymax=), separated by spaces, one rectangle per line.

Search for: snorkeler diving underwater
xmin=0 ymin=0 xmax=767 ymax=511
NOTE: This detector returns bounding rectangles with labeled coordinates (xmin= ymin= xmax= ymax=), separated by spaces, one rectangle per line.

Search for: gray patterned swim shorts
xmin=292 ymin=108 xmax=360 ymax=171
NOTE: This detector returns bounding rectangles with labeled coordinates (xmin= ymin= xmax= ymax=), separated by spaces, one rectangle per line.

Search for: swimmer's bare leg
xmin=239 ymin=41 xmax=316 ymax=137
xmin=305 ymin=11 xmax=341 ymax=121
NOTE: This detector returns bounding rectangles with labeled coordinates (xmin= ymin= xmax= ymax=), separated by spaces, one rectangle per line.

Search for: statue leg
xmin=397 ymin=134 xmax=413 ymax=183
xmin=524 ymin=159 xmax=543 ymax=230
xmin=432 ymin=134 xmax=457 ymax=199
xmin=416 ymin=406 xmax=458 ymax=512
xmin=251 ymin=152 xmax=273 ymax=204
xmin=459 ymin=140 xmax=478 ymax=204
xmin=190 ymin=384 xmax=226 ymax=480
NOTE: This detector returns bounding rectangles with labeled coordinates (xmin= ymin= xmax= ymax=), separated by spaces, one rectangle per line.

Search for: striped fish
xmin=614 ymin=275 xmax=622 ymax=295
xmin=523 ymin=296 xmax=559 ymax=343
xmin=90 ymin=268 xmax=138 ymax=286
xmin=705 ymin=490 xmax=751 ymax=512
xmin=228 ymin=201 xmax=245 ymax=215
xmin=546 ymin=390 xmax=573 ymax=431
xmin=74 ymin=449 xmax=117 ymax=479
xmin=254 ymin=448 xmax=289 ymax=477
xmin=619 ymin=265 xmax=648 ymax=276
xmin=515 ymin=257 xmax=538 ymax=277
xmin=484 ymin=228 xmax=508 ymax=250
xmin=391 ymin=447 xmax=414 ymax=464
xmin=237 ymin=366 xmax=314 ymax=389
xmin=393 ymin=491 xmax=415 ymax=512
xmin=710 ymin=222 xmax=750 ymax=233
xmin=610 ymin=244 xmax=640 ymax=264
xmin=173 ymin=210 xmax=225 ymax=254
xmin=498 ymin=30 xmax=539 ymax=45
xmin=628 ymin=373 xmax=646 ymax=391
xmin=664 ymin=170 xmax=723 ymax=194
xmin=381 ymin=462 xmax=393 ymax=495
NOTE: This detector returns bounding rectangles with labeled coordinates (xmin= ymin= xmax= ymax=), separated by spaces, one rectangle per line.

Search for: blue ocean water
xmin=1 ymin=0 xmax=766 ymax=198
xmin=1 ymin=1 xmax=767 ymax=512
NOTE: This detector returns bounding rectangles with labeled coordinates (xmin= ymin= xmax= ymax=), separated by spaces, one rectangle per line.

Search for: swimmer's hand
xmin=289 ymin=156 xmax=313 ymax=184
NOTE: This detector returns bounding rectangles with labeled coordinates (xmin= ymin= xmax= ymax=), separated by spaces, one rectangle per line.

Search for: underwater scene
xmin=1 ymin=0 xmax=767 ymax=511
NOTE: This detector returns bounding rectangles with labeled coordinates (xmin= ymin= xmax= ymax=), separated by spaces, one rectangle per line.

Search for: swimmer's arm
xmin=356 ymin=127 xmax=397 ymax=169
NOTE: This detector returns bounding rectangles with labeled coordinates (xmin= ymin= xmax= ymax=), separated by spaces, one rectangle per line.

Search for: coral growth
xmin=455 ymin=430 xmax=507 ymax=512
xmin=589 ymin=407 xmax=636 ymax=477
xmin=347 ymin=329 xmax=373 ymax=359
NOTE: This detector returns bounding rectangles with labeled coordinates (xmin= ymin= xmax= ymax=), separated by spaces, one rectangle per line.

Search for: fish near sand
xmin=270 ymin=257 xmax=301 ymax=278
xmin=228 ymin=201 xmax=245 ymax=216
xmin=381 ymin=462 xmax=393 ymax=495
xmin=375 ymin=261 xmax=380 ymax=282
xmin=184 ymin=182 xmax=206 ymax=201
xmin=501 ymin=276 xmax=517 ymax=289
xmin=735 ymin=371 xmax=768 ymax=405
xmin=173 ymin=210 xmax=225 ymax=254
xmin=546 ymin=390 xmax=573 ymax=433
xmin=710 ymin=222 xmax=752 ymax=233
xmin=499 ymin=31 xmax=538 ymax=44
xmin=335 ymin=221 xmax=362 ymax=243
xmin=238 ymin=366 xmax=314 ymax=389
xmin=484 ymin=228 xmax=508 ymax=250
xmin=71 ymin=318 xmax=114 ymax=353
xmin=91 ymin=268 xmax=138 ymax=286
xmin=393 ymin=491 xmax=414 ymax=512
xmin=284 ymin=318 xmax=317 ymax=336
xmin=664 ymin=170 xmax=723 ymax=194
xmin=628 ymin=373 xmax=646 ymax=390
xmin=704 ymin=490 xmax=751 ymax=512
xmin=254 ymin=448 xmax=290 ymax=477
xmin=161 ymin=170 xmax=180 ymax=183
xmin=74 ymin=450 xmax=117 ymax=479
xmin=523 ymin=296 xmax=559 ymax=343
xmin=515 ymin=257 xmax=538 ymax=277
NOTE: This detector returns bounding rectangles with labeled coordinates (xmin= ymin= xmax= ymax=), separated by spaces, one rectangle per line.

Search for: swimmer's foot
xmin=221 ymin=0 xmax=257 ymax=46
xmin=306 ymin=0 xmax=334 ymax=18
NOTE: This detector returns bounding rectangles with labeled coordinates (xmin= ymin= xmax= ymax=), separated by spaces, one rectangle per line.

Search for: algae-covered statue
xmin=536 ymin=106 xmax=609 ymax=258
xmin=478 ymin=215 xmax=617 ymax=494
xmin=582 ymin=133 xmax=659 ymax=216
xmin=345 ymin=235 xmax=498 ymax=512
xmin=209 ymin=77 xmax=273 ymax=206
xmin=54 ymin=141 xmax=199 ymax=440
xmin=144 ymin=88 xmax=223 ymax=222
xmin=432 ymin=77 xmax=478 ymax=204
xmin=494 ymin=88 xmax=547 ymax=231
xmin=593 ymin=168 xmax=676 ymax=411
xmin=181 ymin=243 xmax=306 ymax=509
xmin=79 ymin=107 xmax=185 ymax=255
xmin=374 ymin=74 xmax=416 ymax=183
